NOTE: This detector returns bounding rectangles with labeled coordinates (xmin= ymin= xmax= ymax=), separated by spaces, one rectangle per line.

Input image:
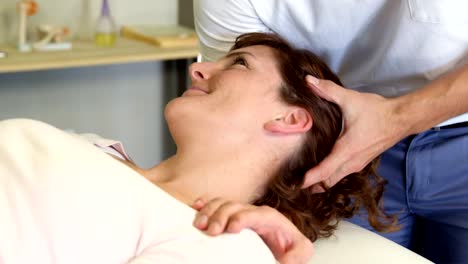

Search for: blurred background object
xmin=32 ymin=24 xmax=71 ymax=51
xmin=0 ymin=0 xmax=181 ymax=44
xmin=94 ymin=0 xmax=117 ymax=47
xmin=0 ymin=0 xmax=195 ymax=168
xmin=16 ymin=0 xmax=38 ymax=52
xmin=121 ymin=25 xmax=197 ymax=48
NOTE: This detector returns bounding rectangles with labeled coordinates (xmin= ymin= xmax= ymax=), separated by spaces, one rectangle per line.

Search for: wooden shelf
xmin=0 ymin=31 xmax=199 ymax=73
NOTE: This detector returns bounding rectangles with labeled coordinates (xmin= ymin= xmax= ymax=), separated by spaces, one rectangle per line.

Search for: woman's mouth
xmin=182 ymin=86 xmax=209 ymax=96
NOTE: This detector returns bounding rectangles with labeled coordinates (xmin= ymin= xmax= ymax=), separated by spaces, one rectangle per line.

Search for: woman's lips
xmin=183 ymin=86 xmax=209 ymax=96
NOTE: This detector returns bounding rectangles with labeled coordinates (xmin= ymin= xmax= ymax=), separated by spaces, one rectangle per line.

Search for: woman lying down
xmin=0 ymin=33 xmax=395 ymax=264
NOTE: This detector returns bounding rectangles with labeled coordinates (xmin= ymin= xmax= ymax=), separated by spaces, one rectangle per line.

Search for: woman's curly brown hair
xmin=231 ymin=32 xmax=398 ymax=241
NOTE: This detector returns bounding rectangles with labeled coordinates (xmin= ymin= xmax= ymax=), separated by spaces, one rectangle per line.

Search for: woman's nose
xmin=189 ymin=62 xmax=214 ymax=81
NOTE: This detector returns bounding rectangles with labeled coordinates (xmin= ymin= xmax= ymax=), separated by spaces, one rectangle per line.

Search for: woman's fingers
xmin=278 ymin=236 xmax=314 ymax=264
xmin=193 ymin=198 xmax=258 ymax=235
xmin=220 ymin=206 xmax=273 ymax=234
xmin=204 ymin=201 xmax=246 ymax=235
xmin=223 ymin=205 xmax=277 ymax=233
xmin=220 ymin=204 xmax=313 ymax=263
xmin=191 ymin=198 xmax=207 ymax=210
xmin=193 ymin=197 xmax=225 ymax=229
xmin=192 ymin=199 xmax=314 ymax=264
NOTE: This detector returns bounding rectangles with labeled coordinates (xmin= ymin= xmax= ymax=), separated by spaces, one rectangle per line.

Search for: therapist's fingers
xmin=305 ymin=75 xmax=343 ymax=104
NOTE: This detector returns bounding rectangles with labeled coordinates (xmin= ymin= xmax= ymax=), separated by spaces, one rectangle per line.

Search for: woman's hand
xmin=303 ymin=75 xmax=407 ymax=190
xmin=192 ymin=198 xmax=314 ymax=264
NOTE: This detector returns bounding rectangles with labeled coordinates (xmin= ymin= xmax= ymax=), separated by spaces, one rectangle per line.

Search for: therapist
xmin=193 ymin=1 xmax=468 ymax=263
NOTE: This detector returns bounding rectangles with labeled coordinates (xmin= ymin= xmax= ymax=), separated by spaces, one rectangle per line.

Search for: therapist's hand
xmin=192 ymin=198 xmax=314 ymax=264
xmin=303 ymin=75 xmax=407 ymax=190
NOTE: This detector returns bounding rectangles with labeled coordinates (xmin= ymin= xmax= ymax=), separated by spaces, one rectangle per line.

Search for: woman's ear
xmin=264 ymin=107 xmax=313 ymax=135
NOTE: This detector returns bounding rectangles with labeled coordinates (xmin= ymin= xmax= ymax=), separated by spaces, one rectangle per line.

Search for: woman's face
xmin=165 ymin=45 xmax=289 ymax=146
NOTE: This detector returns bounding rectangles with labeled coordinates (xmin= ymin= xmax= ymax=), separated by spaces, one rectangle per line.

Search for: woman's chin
xmin=164 ymin=98 xmax=201 ymax=136
xmin=164 ymin=99 xmax=181 ymax=124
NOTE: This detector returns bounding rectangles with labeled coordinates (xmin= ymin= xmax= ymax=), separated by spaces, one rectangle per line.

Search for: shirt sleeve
xmin=127 ymin=229 xmax=277 ymax=264
xmin=194 ymin=0 xmax=271 ymax=62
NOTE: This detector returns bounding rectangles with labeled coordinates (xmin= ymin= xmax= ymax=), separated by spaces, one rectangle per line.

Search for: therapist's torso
xmin=195 ymin=0 xmax=468 ymax=124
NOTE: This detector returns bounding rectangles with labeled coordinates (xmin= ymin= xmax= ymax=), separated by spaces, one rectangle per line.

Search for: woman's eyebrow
xmin=225 ymin=51 xmax=256 ymax=60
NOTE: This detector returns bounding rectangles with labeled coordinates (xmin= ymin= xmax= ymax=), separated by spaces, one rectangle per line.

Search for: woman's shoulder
xmin=132 ymin=225 xmax=276 ymax=264
xmin=204 ymin=229 xmax=276 ymax=263
xmin=136 ymin=192 xmax=275 ymax=263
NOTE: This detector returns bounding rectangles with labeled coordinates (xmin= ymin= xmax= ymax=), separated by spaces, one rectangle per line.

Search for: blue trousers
xmin=349 ymin=123 xmax=468 ymax=264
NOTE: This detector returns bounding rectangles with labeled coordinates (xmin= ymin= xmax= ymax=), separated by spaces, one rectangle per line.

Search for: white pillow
xmin=310 ymin=221 xmax=433 ymax=263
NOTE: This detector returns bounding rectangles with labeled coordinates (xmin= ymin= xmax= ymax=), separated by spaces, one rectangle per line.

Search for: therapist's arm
xmin=303 ymin=64 xmax=468 ymax=189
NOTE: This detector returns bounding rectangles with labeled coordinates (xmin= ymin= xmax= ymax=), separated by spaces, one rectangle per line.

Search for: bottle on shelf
xmin=94 ymin=0 xmax=117 ymax=47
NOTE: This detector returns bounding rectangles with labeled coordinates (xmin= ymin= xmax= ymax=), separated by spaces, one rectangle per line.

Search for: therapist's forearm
xmin=392 ymin=64 xmax=468 ymax=135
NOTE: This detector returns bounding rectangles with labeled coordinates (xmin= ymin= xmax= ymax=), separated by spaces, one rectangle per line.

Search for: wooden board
xmin=121 ymin=25 xmax=198 ymax=48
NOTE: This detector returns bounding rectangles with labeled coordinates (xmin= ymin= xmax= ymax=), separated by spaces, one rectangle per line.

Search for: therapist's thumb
xmin=305 ymin=75 xmax=345 ymax=105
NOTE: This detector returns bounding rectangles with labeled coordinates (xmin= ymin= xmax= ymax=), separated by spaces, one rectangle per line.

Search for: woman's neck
xmin=140 ymin=148 xmax=279 ymax=206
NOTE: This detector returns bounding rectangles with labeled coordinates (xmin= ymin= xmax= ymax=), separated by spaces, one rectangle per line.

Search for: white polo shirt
xmin=194 ymin=0 xmax=468 ymax=126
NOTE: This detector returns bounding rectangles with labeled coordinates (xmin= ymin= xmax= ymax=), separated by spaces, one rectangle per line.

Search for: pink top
xmin=0 ymin=120 xmax=276 ymax=264
xmin=73 ymin=132 xmax=132 ymax=162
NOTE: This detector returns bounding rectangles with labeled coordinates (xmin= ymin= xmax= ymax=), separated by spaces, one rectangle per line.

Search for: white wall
xmin=0 ymin=0 xmax=188 ymax=168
